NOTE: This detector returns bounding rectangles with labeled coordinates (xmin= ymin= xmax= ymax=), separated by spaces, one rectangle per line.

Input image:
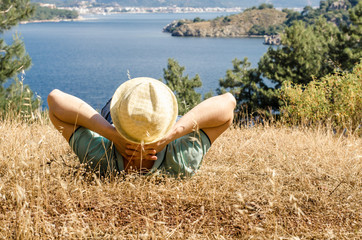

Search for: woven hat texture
xmin=110 ymin=77 xmax=178 ymax=144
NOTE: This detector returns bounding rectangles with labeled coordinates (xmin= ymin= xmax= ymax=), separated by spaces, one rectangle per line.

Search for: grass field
xmin=0 ymin=118 xmax=361 ymax=239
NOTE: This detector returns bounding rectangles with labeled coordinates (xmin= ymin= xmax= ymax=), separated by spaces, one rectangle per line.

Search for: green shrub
xmin=280 ymin=61 xmax=362 ymax=132
xmin=222 ymin=16 xmax=231 ymax=23
xmin=258 ymin=3 xmax=274 ymax=10
xmin=193 ymin=17 xmax=205 ymax=23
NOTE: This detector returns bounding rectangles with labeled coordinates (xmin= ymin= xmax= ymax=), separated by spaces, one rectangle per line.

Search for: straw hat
xmin=110 ymin=77 xmax=178 ymax=144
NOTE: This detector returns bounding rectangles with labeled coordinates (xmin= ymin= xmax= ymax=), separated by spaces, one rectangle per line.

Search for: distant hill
xmin=163 ymin=8 xmax=287 ymax=38
xmin=32 ymin=0 xmax=321 ymax=8
xmin=163 ymin=0 xmax=358 ymax=39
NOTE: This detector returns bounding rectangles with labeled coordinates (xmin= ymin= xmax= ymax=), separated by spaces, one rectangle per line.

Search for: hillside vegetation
xmin=164 ymin=8 xmax=287 ymax=37
xmin=28 ymin=4 xmax=79 ymax=21
xmin=164 ymin=1 xmax=359 ymax=37
xmin=0 ymin=117 xmax=360 ymax=238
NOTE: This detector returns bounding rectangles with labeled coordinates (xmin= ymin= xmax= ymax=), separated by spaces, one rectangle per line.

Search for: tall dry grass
xmin=0 ymin=116 xmax=361 ymax=239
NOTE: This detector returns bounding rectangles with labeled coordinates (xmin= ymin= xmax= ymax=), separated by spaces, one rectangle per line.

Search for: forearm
xmin=48 ymin=89 xmax=118 ymax=142
xmin=163 ymin=93 xmax=236 ymax=144
xmin=49 ymin=89 xmax=159 ymax=162
xmin=71 ymin=102 xmax=118 ymax=141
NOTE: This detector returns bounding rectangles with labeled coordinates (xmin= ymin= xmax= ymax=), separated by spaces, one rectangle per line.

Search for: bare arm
xmin=47 ymin=89 xmax=157 ymax=161
xmin=127 ymin=93 xmax=236 ymax=154
xmin=48 ymin=90 xmax=235 ymax=161
xmin=166 ymin=92 xmax=236 ymax=143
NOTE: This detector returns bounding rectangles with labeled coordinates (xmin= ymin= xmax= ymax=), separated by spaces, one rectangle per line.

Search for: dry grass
xmin=0 ymin=117 xmax=361 ymax=239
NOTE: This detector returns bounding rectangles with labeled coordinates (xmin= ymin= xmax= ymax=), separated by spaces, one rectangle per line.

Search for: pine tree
xmin=0 ymin=0 xmax=39 ymax=119
xmin=0 ymin=0 xmax=33 ymax=86
xmin=218 ymin=57 xmax=277 ymax=113
xmin=334 ymin=1 xmax=362 ymax=71
xmin=0 ymin=0 xmax=33 ymax=31
xmin=258 ymin=17 xmax=339 ymax=88
xmin=0 ymin=36 xmax=32 ymax=88
xmin=259 ymin=3 xmax=361 ymax=89
xmin=256 ymin=2 xmax=361 ymax=112
xmin=162 ymin=58 xmax=202 ymax=115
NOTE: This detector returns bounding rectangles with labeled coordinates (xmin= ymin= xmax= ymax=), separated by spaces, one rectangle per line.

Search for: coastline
xmin=20 ymin=16 xmax=86 ymax=24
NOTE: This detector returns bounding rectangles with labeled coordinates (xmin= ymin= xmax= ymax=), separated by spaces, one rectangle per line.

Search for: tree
xmin=333 ymin=1 xmax=362 ymax=71
xmin=0 ymin=0 xmax=40 ymax=119
xmin=259 ymin=3 xmax=361 ymax=89
xmin=222 ymin=1 xmax=361 ymax=116
xmin=0 ymin=0 xmax=34 ymax=31
xmin=193 ymin=17 xmax=204 ymax=22
xmin=256 ymin=18 xmax=339 ymax=111
xmin=258 ymin=17 xmax=339 ymax=89
xmin=255 ymin=2 xmax=361 ymax=112
xmin=284 ymin=1 xmax=357 ymax=27
xmin=258 ymin=3 xmax=273 ymax=10
xmin=218 ymin=57 xmax=277 ymax=113
xmin=161 ymin=58 xmax=202 ymax=115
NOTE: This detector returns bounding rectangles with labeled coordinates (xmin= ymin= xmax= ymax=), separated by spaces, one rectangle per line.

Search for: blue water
xmin=3 ymin=13 xmax=270 ymax=110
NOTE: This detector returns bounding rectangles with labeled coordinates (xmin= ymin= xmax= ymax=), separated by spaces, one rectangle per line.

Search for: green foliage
xmin=0 ymin=35 xmax=32 ymax=85
xmin=259 ymin=18 xmax=339 ymax=88
xmin=258 ymin=2 xmax=361 ymax=97
xmin=30 ymin=4 xmax=79 ymax=21
xmin=333 ymin=1 xmax=362 ymax=71
xmin=0 ymin=0 xmax=34 ymax=32
xmin=248 ymin=24 xmax=284 ymax=35
xmin=222 ymin=16 xmax=231 ymax=23
xmin=245 ymin=1 xmax=356 ymax=36
xmin=248 ymin=25 xmax=267 ymax=35
xmin=203 ymin=90 xmax=214 ymax=100
xmin=0 ymin=0 xmax=41 ymax=120
xmin=231 ymin=2 xmax=361 ymax=115
xmin=244 ymin=2 xmax=362 ymax=113
xmin=218 ymin=57 xmax=277 ymax=113
xmin=176 ymin=20 xmax=186 ymax=27
xmin=258 ymin=3 xmax=274 ymax=10
xmin=280 ymin=61 xmax=362 ymax=132
xmin=245 ymin=3 xmax=274 ymax=12
xmin=283 ymin=0 xmax=358 ymax=27
xmin=193 ymin=17 xmax=204 ymax=23
xmin=244 ymin=6 xmax=257 ymax=12
xmin=162 ymin=58 xmax=202 ymax=115
xmin=282 ymin=8 xmax=301 ymax=26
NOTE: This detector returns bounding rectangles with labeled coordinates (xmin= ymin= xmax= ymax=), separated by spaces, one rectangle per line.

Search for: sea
xmin=3 ymin=13 xmax=270 ymax=110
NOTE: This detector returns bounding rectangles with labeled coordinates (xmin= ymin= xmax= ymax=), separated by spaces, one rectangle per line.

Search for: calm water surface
xmin=4 ymin=13 xmax=269 ymax=109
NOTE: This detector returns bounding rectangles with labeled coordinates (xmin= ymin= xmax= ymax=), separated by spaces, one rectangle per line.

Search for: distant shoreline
xmin=20 ymin=16 xmax=85 ymax=24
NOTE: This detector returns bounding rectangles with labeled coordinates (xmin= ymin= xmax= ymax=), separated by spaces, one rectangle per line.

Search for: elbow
xmin=221 ymin=92 xmax=236 ymax=126
xmin=47 ymin=89 xmax=63 ymax=112
xmin=47 ymin=89 xmax=61 ymax=105
xmin=223 ymin=92 xmax=236 ymax=110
